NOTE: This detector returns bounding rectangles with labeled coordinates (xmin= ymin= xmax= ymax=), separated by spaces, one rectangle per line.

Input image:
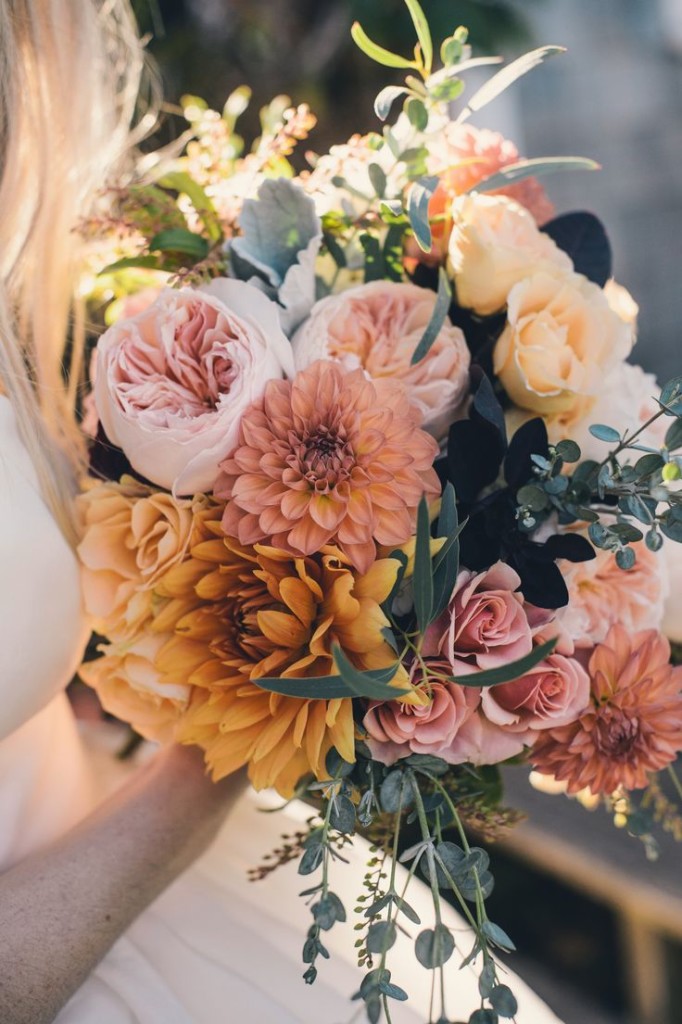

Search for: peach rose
xmin=439 ymin=707 xmax=528 ymax=766
xmin=424 ymin=562 xmax=533 ymax=672
xmin=363 ymin=659 xmax=478 ymax=765
xmin=77 ymin=477 xmax=197 ymax=640
xmin=447 ymin=194 xmax=571 ymax=316
xmin=481 ymin=651 xmax=590 ymax=735
xmin=80 ymin=634 xmax=189 ymax=744
xmin=558 ymin=537 xmax=668 ymax=648
xmin=425 ymin=122 xmax=555 ymax=227
xmin=94 ymin=279 xmax=294 ymax=495
xmin=291 ymin=281 xmax=470 ymax=441
xmin=493 ymin=269 xmax=634 ymax=416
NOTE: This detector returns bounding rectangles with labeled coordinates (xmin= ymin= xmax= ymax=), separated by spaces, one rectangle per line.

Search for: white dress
xmin=0 ymin=395 xmax=564 ymax=1024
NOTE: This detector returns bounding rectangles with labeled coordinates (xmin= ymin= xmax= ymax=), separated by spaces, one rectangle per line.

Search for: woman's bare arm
xmin=0 ymin=744 xmax=246 ymax=1024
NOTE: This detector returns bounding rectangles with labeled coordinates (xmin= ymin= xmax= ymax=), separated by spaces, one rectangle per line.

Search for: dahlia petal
xmin=288 ymin=517 xmax=333 ymax=555
xmin=257 ymin=609 xmax=309 ymax=649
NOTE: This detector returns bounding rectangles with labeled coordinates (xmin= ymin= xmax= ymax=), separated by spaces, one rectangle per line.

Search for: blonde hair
xmin=0 ymin=0 xmax=152 ymax=545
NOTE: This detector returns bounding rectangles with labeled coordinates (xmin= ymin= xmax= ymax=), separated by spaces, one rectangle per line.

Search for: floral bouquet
xmin=77 ymin=3 xmax=682 ymax=1021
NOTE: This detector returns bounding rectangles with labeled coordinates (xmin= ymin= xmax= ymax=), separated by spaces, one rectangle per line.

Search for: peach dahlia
xmin=215 ymin=359 xmax=440 ymax=575
xmin=531 ymin=626 xmax=682 ymax=795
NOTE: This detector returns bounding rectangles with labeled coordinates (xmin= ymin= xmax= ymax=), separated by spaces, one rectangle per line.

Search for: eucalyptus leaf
xmin=490 ymin=985 xmax=518 ymax=1019
xmin=473 ymin=156 xmax=599 ymax=194
xmin=555 ymin=439 xmax=581 ymax=463
xmin=413 ymin=497 xmax=434 ymax=632
xmin=616 ymin=547 xmax=636 ymax=570
xmin=407 ymin=176 xmax=439 ymax=252
xmin=411 ymin=268 xmax=451 ymax=364
xmin=449 ymin=638 xmax=557 ymax=688
xmin=660 ymin=376 xmax=682 ymax=416
xmin=366 ymin=920 xmax=397 ymax=954
xmin=588 ymin=423 xmax=621 ymax=443
xmin=482 ymin=921 xmax=516 ymax=952
xmin=415 ymin=924 xmax=455 ymax=968
xmin=460 ymin=45 xmax=565 ymax=119
xmin=374 ymin=86 xmax=409 ymax=121
xmin=432 ymin=482 xmax=460 ymax=621
xmin=368 ymin=162 xmax=387 ymax=197
xmin=329 ymin=794 xmax=356 ymax=834
xmin=254 ymin=659 xmax=401 ymax=701
xmin=406 ymin=97 xmax=428 ymax=131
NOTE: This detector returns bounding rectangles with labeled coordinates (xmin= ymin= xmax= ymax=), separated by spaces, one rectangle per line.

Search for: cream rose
xmin=493 ymin=269 xmax=634 ymax=415
xmin=447 ymin=194 xmax=571 ymax=316
xmin=291 ymin=281 xmax=470 ymax=441
xmin=94 ymin=279 xmax=294 ymax=495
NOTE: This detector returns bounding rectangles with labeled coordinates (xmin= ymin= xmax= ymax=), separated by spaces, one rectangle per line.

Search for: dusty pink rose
xmin=94 ymin=279 xmax=294 ymax=495
xmin=481 ymin=652 xmax=590 ymax=735
xmin=291 ymin=281 xmax=470 ymax=441
xmin=424 ymin=562 xmax=533 ymax=672
xmin=532 ymin=625 xmax=682 ymax=794
xmin=363 ymin=659 xmax=477 ymax=764
xmin=439 ymin=707 xmax=529 ymax=765
xmin=558 ymin=537 xmax=668 ymax=648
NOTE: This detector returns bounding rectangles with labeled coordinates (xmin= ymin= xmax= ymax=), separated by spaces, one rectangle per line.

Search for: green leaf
xmin=149 ymin=228 xmax=210 ymax=260
xmin=158 ymin=171 xmax=223 ymax=243
xmin=407 ymin=175 xmax=438 ymax=252
xmin=616 ymin=546 xmax=636 ymax=570
xmin=517 ymin=484 xmax=549 ymax=512
xmin=588 ymin=423 xmax=621 ymax=443
xmin=555 ymin=439 xmax=581 ymax=463
xmin=360 ymin=233 xmax=384 ymax=282
xmin=406 ymin=97 xmax=428 ymax=131
xmin=482 ymin=921 xmax=516 ymax=952
xmin=366 ymin=921 xmax=397 ymax=954
xmin=415 ymin=924 xmax=455 ymax=968
xmin=351 ymin=21 xmax=417 ymax=70
xmin=333 ymin=644 xmax=408 ymax=700
xmin=374 ymin=85 xmax=409 ymax=121
xmin=430 ymin=78 xmax=465 ymax=103
xmin=411 ymin=268 xmax=451 ymax=365
xmin=368 ymin=162 xmax=387 ymax=197
xmin=440 ymin=35 xmax=463 ymax=67
xmin=432 ymin=482 xmax=459 ymax=620
xmin=253 ymin=658 xmax=401 ymax=701
xmin=413 ymin=497 xmax=434 ymax=633
xmin=473 ymin=156 xmax=600 ymax=194
xmin=329 ymin=793 xmax=356 ymax=834
xmin=660 ymin=376 xmax=682 ymax=416
xmin=635 ymin=453 xmax=665 ymax=477
xmin=405 ymin=0 xmax=433 ymax=73
xmin=461 ymin=46 xmax=565 ymax=118
xmin=380 ymin=771 xmax=409 ymax=813
xmin=666 ymin=417 xmax=682 ymax=451
xmin=490 ymin=985 xmax=519 ymax=1019
xmin=449 ymin=638 xmax=558 ymax=688
xmin=98 ymin=254 xmax=161 ymax=275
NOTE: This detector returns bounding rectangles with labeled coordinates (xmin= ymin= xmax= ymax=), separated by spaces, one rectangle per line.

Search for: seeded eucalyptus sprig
xmin=514 ymin=375 xmax=682 ymax=569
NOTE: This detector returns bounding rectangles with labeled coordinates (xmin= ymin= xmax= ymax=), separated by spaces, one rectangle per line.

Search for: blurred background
xmin=129 ymin=2 xmax=682 ymax=1021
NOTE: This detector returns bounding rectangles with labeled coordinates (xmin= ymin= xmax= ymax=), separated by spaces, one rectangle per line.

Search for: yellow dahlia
xmin=154 ymin=504 xmax=409 ymax=795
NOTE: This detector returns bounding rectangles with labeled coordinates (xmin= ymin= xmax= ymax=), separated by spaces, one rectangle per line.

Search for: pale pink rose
xmin=94 ymin=279 xmax=294 ymax=495
xmin=291 ymin=281 xmax=470 ymax=441
xmin=424 ymin=562 xmax=533 ymax=672
xmin=363 ymin=659 xmax=478 ymax=765
xmin=545 ymin=362 xmax=666 ymax=462
xmin=557 ymin=536 xmax=668 ymax=648
xmin=447 ymin=194 xmax=571 ymax=316
xmin=481 ymin=652 xmax=590 ymax=734
xmin=663 ymin=547 xmax=682 ymax=642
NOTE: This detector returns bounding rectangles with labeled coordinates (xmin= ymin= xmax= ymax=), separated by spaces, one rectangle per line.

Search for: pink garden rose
xmin=291 ymin=281 xmax=470 ymax=442
xmin=424 ymin=562 xmax=533 ymax=672
xmin=363 ymin=659 xmax=478 ymax=765
xmin=481 ymin=652 xmax=590 ymax=735
xmin=94 ymin=278 xmax=294 ymax=495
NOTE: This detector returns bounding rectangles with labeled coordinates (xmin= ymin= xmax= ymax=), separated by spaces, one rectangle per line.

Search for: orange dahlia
xmin=154 ymin=504 xmax=410 ymax=795
xmin=215 ymin=359 xmax=440 ymax=574
xmin=531 ymin=626 xmax=682 ymax=795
